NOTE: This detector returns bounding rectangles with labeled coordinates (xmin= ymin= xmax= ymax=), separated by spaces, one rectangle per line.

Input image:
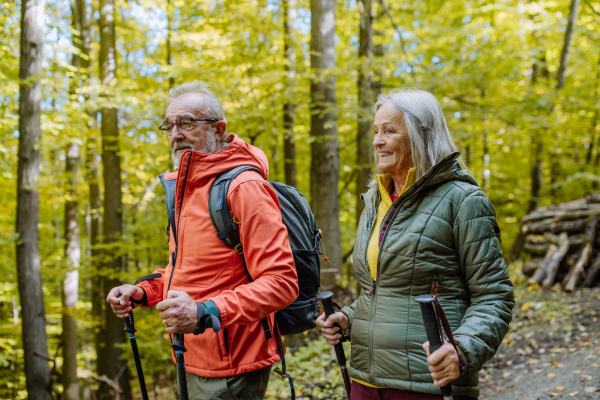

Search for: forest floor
xmin=479 ymin=286 xmax=600 ymax=400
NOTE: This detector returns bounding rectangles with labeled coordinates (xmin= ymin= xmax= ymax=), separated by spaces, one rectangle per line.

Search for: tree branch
xmin=377 ymin=0 xmax=413 ymax=73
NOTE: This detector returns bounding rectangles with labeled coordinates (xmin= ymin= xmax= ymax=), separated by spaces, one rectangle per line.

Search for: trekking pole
xmin=317 ymin=291 xmax=351 ymax=398
xmin=414 ymin=294 xmax=453 ymax=400
xmin=119 ymin=296 xmax=149 ymax=400
xmin=172 ymin=313 xmax=220 ymax=400
xmin=171 ymin=334 xmax=189 ymax=400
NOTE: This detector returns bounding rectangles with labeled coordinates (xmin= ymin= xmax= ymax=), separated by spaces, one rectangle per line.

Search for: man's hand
xmin=315 ymin=311 xmax=349 ymax=345
xmin=156 ymin=290 xmax=197 ymax=334
xmin=423 ymin=341 xmax=460 ymax=387
xmin=106 ymin=284 xmax=145 ymax=319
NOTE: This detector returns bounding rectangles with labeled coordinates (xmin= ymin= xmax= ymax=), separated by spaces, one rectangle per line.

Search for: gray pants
xmin=176 ymin=366 xmax=271 ymax=400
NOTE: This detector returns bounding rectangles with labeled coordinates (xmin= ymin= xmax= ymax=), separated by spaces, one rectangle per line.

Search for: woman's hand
xmin=315 ymin=311 xmax=349 ymax=345
xmin=423 ymin=341 xmax=460 ymax=387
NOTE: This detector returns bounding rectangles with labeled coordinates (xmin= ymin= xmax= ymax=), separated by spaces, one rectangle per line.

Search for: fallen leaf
xmin=555 ymin=386 xmax=565 ymax=391
xmin=513 ymin=391 xmax=522 ymax=395
xmin=495 ymin=388 xmax=503 ymax=392
xmin=526 ymin=358 xmax=540 ymax=365
xmin=526 ymin=284 xmax=539 ymax=292
xmin=546 ymin=373 xmax=556 ymax=378
xmin=573 ymin=370 xmax=581 ymax=374
xmin=584 ymin=387 xmax=598 ymax=393
xmin=566 ymin=391 xmax=579 ymax=397
xmin=549 ymin=393 xmax=559 ymax=397
xmin=506 ymin=360 xmax=513 ymax=366
xmin=556 ymin=363 xmax=564 ymax=368
xmin=580 ymin=342 xmax=592 ymax=347
xmin=581 ymin=374 xmax=592 ymax=380
xmin=592 ymin=364 xmax=599 ymax=368
xmin=550 ymin=348 xmax=564 ymax=353
xmin=521 ymin=302 xmax=530 ymax=311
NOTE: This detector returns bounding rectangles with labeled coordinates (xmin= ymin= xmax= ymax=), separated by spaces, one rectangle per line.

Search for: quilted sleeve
xmin=451 ymin=190 xmax=515 ymax=374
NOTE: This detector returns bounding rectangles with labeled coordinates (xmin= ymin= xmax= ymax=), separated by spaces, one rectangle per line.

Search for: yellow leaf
xmin=549 ymin=393 xmax=559 ymax=397
xmin=521 ymin=302 xmax=530 ymax=311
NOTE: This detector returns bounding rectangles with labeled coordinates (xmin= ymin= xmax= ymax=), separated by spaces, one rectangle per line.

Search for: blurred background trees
xmin=1 ymin=0 xmax=599 ymax=397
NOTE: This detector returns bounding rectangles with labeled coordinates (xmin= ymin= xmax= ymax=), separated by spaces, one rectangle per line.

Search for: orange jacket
xmin=138 ymin=135 xmax=299 ymax=377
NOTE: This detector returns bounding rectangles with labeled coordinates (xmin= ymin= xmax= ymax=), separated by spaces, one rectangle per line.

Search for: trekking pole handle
xmin=317 ymin=291 xmax=347 ymax=366
xmin=117 ymin=295 xmax=137 ymax=333
xmin=414 ymin=294 xmax=452 ymax=398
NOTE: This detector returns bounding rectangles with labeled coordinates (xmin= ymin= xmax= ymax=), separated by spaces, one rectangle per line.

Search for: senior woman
xmin=316 ymin=88 xmax=514 ymax=400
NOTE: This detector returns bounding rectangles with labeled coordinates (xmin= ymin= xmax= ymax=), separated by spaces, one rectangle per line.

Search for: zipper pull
xmin=369 ymin=283 xmax=376 ymax=297
xmin=171 ymin=246 xmax=178 ymax=267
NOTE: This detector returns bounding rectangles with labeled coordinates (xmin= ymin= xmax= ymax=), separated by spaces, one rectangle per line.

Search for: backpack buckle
xmin=273 ymin=367 xmax=287 ymax=379
xmin=235 ymin=243 xmax=244 ymax=255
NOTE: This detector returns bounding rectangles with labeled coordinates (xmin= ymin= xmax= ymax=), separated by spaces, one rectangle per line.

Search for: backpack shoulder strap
xmin=208 ymin=166 xmax=272 ymax=340
xmin=209 ymin=166 xmax=262 ymax=250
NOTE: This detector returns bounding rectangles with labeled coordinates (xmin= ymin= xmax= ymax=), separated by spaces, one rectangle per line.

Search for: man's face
xmin=164 ymin=93 xmax=226 ymax=168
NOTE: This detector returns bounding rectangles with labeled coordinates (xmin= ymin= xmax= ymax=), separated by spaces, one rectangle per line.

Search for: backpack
xmin=209 ymin=165 xmax=322 ymax=336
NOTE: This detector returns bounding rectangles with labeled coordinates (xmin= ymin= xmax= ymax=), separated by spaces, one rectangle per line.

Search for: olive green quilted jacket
xmin=341 ymin=152 xmax=515 ymax=397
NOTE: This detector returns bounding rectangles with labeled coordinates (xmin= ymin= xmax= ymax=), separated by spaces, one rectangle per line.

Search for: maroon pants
xmin=349 ymin=381 xmax=478 ymax=400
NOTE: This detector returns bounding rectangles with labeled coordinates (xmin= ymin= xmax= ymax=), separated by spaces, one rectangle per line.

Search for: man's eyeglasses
xmin=159 ymin=118 xmax=219 ymax=134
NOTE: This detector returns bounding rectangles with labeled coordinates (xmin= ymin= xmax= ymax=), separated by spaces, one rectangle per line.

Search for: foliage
xmin=1 ymin=0 xmax=599 ymax=397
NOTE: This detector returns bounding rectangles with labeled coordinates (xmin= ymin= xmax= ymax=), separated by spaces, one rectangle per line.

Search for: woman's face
xmin=373 ymin=101 xmax=413 ymax=177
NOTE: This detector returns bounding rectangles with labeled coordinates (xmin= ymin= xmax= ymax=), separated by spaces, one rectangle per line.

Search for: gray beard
xmin=171 ymin=133 xmax=217 ymax=170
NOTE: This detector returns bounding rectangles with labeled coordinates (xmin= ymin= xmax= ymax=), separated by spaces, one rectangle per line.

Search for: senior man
xmin=106 ymin=81 xmax=299 ymax=399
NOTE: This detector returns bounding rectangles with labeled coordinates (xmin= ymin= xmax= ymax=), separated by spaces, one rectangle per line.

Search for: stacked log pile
xmin=520 ymin=194 xmax=600 ymax=290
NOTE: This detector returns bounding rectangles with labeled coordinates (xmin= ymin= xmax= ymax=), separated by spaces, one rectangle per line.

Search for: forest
xmin=1 ymin=0 xmax=599 ymax=398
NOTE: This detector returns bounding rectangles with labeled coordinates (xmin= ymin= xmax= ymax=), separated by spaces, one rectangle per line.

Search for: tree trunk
xmin=542 ymin=232 xmax=570 ymax=286
xmin=556 ymin=0 xmax=580 ymax=90
xmin=522 ymin=218 xmax=587 ymax=235
xmin=563 ymin=215 xmax=598 ymax=291
xmin=87 ymin=137 xmax=103 ymax=361
xmin=283 ymin=0 xmax=297 ymax=187
xmin=63 ymin=143 xmax=81 ymax=400
xmin=510 ymin=134 xmax=544 ymax=261
xmin=583 ymin=253 xmax=600 ymax=287
xmin=355 ymin=0 xmax=373 ymax=224
xmin=16 ymin=0 xmax=52 ymax=398
xmin=98 ymin=0 xmax=131 ymax=398
xmin=166 ymin=0 xmax=174 ymax=88
xmin=481 ymin=88 xmax=490 ymax=191
xmin=310 ymin=0 xmax=341 ymax=290
xmin=532 ymin=244 xmax=557 ymax=285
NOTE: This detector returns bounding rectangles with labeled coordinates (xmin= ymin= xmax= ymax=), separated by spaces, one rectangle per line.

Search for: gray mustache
xmin=172 ymin=142 xmax=194 ymax=152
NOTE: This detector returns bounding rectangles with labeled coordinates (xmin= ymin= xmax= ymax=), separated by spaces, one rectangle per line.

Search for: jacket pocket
xmin=217 ymin=327 xmax=229 ymax=362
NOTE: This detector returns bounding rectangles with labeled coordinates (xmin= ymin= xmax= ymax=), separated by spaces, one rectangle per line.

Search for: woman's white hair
xmin=370 ymin=88 xmax=460 ymax=187
xmin=167 ymin=81 xmax=227 ymax=123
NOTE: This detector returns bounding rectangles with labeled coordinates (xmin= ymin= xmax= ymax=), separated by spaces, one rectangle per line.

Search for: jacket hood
xmin=176 ymin=134 xmax=269 ymax=183
xmin=422 ymin=152 xmax=478 ymax=189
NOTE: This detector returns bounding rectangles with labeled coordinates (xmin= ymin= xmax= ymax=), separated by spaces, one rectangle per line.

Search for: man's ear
xmin=215 ymin=121 xmax=227 ymax=141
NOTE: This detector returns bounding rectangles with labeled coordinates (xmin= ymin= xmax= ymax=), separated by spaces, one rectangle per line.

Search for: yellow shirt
xmin=353 ymin=168 xmax=416 ymax=388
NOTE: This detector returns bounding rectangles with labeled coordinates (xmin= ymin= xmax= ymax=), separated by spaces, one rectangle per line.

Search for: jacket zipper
xmin=367 ymin=154 xmax=458 ymax=384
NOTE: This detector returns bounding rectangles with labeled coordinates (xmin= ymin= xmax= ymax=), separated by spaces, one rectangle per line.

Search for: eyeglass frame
xmin=159 ymin=117 xmax=220 ymax=135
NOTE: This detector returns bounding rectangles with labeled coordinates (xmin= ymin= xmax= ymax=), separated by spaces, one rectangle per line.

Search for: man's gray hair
xmin=167 ymin=81 xmax=227 ymax=123
xmin=370 ymin=88 xmax=460 ymax=186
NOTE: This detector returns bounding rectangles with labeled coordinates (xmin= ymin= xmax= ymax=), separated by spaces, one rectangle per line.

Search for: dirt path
xmin=480 ymin=287 xmax=600 ymax=400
